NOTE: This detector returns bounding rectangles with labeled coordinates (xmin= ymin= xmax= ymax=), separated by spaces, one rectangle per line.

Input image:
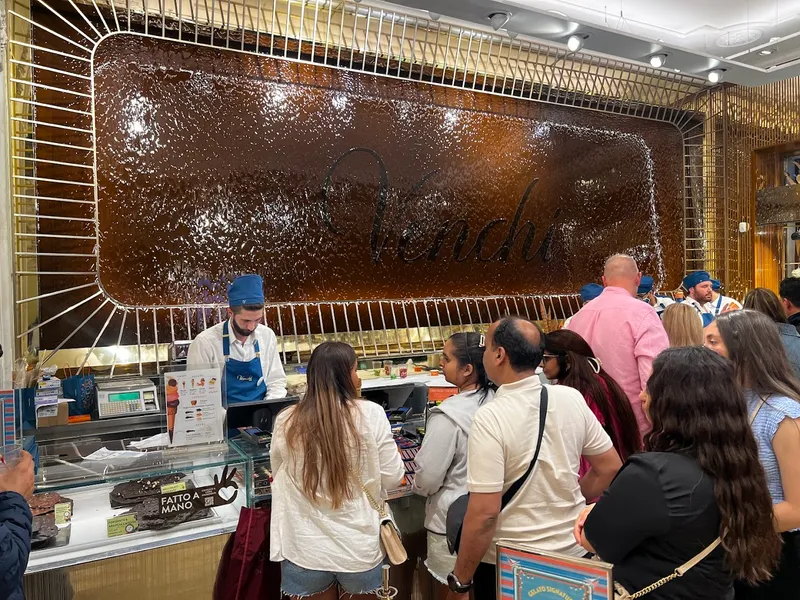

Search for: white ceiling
xmin=380 ymin=0 xmax=800 ymax=85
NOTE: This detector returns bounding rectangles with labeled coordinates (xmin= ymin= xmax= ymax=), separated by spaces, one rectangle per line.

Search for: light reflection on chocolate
xmin=93 ymin=34 xmax=684 ymax=307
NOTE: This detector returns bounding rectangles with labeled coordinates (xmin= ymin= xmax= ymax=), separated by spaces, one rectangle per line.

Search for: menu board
xmin=163 ymin=368 xmax=223 ymax=447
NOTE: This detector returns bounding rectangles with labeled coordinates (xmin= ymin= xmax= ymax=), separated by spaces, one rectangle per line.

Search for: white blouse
xmin=269 ymin=400 xmax=405 ymax=572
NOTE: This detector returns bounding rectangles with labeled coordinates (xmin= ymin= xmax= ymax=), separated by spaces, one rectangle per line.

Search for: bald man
xmin=566 ymin=255 xmax=669 ymax=434
xmin=446 ymin=317 xmax=621 ymax=600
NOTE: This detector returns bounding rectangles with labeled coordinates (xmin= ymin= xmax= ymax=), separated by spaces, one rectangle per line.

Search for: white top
xmin=186 ymin=320 xmax=287 ymax=400
xmin=467 ymin=376 xmax=612 ymax=564
xmin=269 ymin=400 xmax=405 ymax=572
xmin=710 ymin=294 xmax=743 ymax=314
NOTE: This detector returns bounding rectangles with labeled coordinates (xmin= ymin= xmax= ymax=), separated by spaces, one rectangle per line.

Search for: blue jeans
xmin=280 ymin=560 xmax=384 ymax=597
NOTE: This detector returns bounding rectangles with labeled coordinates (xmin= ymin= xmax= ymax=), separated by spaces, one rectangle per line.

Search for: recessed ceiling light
xmin=770 ymin=36 xmax=781 ymax=43
xmin=760 ymin=48 xmax=774 ymax=55
xmin=487 ymin=12 xmax=511 ymax=31
xmin=567 ymin=34 xmax=585 ymax=52
xmin=649 ymin=54 xmax=667 ymax=68
xmin=708 ymin=69 xmax=725 ymax=83
xmin=674 ymin=68 xmax=681 ymax=72
xmin=548 ymin=10 xmax=569 ymax=18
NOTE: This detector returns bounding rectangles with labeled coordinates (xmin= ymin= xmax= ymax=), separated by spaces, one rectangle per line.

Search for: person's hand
xmin=573 ymin=504 xmax=596 ymax=545
xmin=0 ymin=451 xmax=35 ymax=500
xmin=721 ymin=303 xmax=740 ymax=314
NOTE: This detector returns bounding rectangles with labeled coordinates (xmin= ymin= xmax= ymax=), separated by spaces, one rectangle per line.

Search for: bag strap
xmin=352 ymin=468 xmax=389 ymax=520
xmin=501 ymin=386 xmax=548 ymax=510
xmin=621 ymin=538 xmax=721 ymax=599
xmin=749 ymin=395 xmax=768 ymax=424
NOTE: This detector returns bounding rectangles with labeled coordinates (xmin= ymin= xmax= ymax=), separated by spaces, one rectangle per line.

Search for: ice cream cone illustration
xmin=166 ymin=378 xmax=180 ymax=443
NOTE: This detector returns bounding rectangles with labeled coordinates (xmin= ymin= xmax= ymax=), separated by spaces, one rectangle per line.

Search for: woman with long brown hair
xmin=270 ymin=342 xmax=404 ymax=599
xmin=574 ymin=347 xmax=781 ymax=599
xmin=661 ymin=302 xmax=704 ymax=347
xmin=706 ymin=310 xmax=800 ymax=599
xmin=543 ymin=329 xmax=641 ymax=482
xmin=743 ymin=288 xmax=800 ymax=376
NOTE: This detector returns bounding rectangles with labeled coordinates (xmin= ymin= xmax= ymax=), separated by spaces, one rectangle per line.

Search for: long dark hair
xmin=447 ymin=332 xmax=496 ymax=403
xmin=645 ymin=347 xmax=781 ymax=583
xmin=716 ymin=309 xmax=800 ymax=402
xmin=285 ymin=342 xmax=361 ymax=509
xmin=743 ymin=288 xmax=788 ymax=324
xmin=544 ymin=330 xmax=641 ymax=461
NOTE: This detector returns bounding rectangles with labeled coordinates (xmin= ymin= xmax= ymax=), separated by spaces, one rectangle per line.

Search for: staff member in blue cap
xmin=564 ymin=283 xmax=603 ymax=327
xmin=709 ymin=279 xmax=742 ymax=314
xmin=682 ymin=271 xmax=715 ymax=327
xmin=187 ymin=274 xmax=287 ymax=403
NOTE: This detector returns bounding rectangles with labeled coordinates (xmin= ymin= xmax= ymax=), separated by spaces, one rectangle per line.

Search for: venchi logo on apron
xmin=236 ymin=375 xmax=254 ymax=382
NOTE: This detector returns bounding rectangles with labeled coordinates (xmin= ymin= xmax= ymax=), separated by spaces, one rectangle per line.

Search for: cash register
xmin=96 ymin=378 xmax=160 ymax=419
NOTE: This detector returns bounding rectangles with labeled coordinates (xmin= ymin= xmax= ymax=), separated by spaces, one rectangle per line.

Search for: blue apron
xmin=223 ymin=320 xmax=267 ymax=404
xmin=710 ymin=295 xmax=723 ymax=315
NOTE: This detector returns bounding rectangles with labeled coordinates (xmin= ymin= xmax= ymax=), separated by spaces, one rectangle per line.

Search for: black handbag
xmin=446 ymin=386 xmax=549 ymax=554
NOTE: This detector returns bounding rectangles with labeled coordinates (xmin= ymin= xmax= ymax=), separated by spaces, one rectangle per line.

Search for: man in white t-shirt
xmin=445 ymin=316 xmax=622 ymax=600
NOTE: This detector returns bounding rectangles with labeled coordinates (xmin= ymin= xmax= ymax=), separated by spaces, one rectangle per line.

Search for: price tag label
xmin=161 ymin=481 xmax=187 ymax=494
xmin=107 ymin=514 xmax=138 ymax=538
xmin=54 ymin=502 xmax=72 ymax=525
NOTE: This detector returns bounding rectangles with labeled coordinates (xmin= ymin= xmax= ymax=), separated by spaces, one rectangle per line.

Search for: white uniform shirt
xmin=467 ymin=376 xmax=612 ymax=564
xmin=269 ymin=400 xmax=405 ymax=572
xmin=709 ymin=294 xmax=742 ymax=314
xmin=186 ymin=320 xmax=287 ymax=400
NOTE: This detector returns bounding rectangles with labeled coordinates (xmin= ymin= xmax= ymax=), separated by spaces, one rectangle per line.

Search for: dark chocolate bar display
xmin=120 ymin=495 xmax=212 ymax=531
xmin=31 ymin=514 xmax=59 ymax=549
xmin=109 ymin=473 xmax=186 ymax=508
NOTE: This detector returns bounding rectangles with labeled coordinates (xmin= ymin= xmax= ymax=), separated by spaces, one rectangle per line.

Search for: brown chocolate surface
xmin=93 ymin=34 xmax=684 ymax=307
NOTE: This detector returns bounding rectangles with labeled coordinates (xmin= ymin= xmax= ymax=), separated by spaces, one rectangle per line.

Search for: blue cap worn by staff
xmin=711 ymin=279 xmax=721 ymax=292
xmin=682 ymin=271 xmax=711 ymax=291
xmin=638 ymin=275 xmax=654 ymax=296
xmin=580 ymin=283 xmax=604 ymax=303
xmin=228 ymin=274 xmax=265 ymax=307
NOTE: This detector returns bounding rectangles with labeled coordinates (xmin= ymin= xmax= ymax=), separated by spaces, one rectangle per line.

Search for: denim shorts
xmin=280 ymin=560 xmax=384 ymax=597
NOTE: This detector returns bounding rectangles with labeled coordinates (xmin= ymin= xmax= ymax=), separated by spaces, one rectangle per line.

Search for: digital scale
xmin=96 ymin=379 xmax=160 ymax=419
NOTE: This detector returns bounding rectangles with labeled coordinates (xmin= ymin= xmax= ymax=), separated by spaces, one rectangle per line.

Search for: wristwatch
xmin=447 ymin=572 xmax=473 ymax=593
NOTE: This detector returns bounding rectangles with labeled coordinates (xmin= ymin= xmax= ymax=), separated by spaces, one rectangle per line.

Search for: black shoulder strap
xmin=501 ymin=385 xmax=548 ymax=510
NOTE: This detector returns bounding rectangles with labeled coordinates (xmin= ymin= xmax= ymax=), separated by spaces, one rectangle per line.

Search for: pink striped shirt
xmin=566 ymin=286 xmax=669 ymax=434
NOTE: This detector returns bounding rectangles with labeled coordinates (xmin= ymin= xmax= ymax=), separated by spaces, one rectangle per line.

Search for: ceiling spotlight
xmin=708 ymin=69 xmax=725 ymax=83
xmin=507 ymin=30 xmax=519 ymax=39
xmin=487 ymin=12 xmax=511 ymax=31
xmin=674 ymin=68 xmax=681 ymax=72
xmin=649 ymin=54 xmax=667 ymax=68
xmin=759 ymin=48 xmax=774 ymax=55
xmin=567 ymin=34 xmax=585 ymax=52
xmin=428 ymin=11 xmax=440 ymax=21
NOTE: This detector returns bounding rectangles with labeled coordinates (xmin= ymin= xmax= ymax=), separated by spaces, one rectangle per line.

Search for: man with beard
xmin=682 ymin=271 xmax=715 ymax=327
xmin=188 ymin=274 xmax=287 ymax=404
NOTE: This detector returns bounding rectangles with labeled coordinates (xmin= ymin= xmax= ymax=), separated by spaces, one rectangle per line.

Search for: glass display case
xmin=26 ymin=441 xmax=248 ymax=573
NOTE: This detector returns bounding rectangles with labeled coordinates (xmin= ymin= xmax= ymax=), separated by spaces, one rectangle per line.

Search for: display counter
xmin=26 ymin=441 xmax=248 ymax=573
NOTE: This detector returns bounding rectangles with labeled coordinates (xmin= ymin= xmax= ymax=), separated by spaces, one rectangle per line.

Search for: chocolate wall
xmin=31 ymin=9 xmax=685 ymax=348
xmin=94 ymin=35 xmax=684 ymax=307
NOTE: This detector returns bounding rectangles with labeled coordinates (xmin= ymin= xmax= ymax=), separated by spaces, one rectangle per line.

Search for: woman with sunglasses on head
xmin=574 ymin=347 xmax=780 ymax=600
xmin=543 ymin=330 xmax=642 ymax=484
xmin=705 ymin=310 xmax=800 ymax=599
xmin=413 ymin=332 xmax=496 ymax=599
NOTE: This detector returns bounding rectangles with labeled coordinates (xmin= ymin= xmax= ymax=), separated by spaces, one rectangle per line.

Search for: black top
xmin=789 ymin=312 xmax=800 ymax=334
xmin=584 ymin=453 xmax=731 ymax=600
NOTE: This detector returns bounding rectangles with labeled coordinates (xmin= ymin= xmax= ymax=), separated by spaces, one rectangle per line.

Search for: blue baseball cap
xmin=228 ymin=274 xmax=265 ymax=308
xmin=682 ymin=271 xmax=711 ymax=290
xmin=711 ymin=279 xmax=721 ymax=292
xmin=638 ymin=275 xmax=654 ymax=295
xmin=580 ymin=283 xmax=604 ymax=303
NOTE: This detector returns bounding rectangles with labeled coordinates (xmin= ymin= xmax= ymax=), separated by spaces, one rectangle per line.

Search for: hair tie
xmin=587 ymin=357 xmax=602 ymax=374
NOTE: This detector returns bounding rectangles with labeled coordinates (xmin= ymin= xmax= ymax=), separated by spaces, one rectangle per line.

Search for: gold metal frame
xmin=7 ymin=0 xmax=726 ymax=370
